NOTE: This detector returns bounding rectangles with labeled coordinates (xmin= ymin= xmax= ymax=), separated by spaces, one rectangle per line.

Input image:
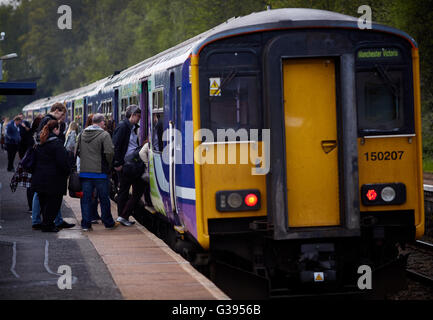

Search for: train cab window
xmin=356 ymin=47 xmax=414 ymax=135
xmin=208 ymin=75 xmax=260 ymax=133
xmin=87 ymin=104 xmax=92 ymax=115
xmin=357 ymin=69 xmax=404 ymax=132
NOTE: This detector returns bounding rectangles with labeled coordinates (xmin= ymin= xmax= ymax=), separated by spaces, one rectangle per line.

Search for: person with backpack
xmin=112 ymin=105 xmax=144 ymax=226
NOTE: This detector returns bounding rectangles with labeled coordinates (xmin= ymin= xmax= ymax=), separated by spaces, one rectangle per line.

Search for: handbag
xmin=21 ymin=145 xmax=37 ymax=173
xmin=68 ymin=134 xmax=82 ymax=198
xmin=68 ymin=170 xmax=82 ymax=198
xmin=123 ymin=147 xmax=145 ymax=178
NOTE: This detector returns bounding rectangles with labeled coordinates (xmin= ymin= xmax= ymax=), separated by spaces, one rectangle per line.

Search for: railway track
xmin=405 ymin=240 xmax=433 ymax=288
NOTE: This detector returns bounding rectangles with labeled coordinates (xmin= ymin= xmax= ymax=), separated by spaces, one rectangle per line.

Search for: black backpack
xmin=122 ymin=147 xmax=145 ymax=178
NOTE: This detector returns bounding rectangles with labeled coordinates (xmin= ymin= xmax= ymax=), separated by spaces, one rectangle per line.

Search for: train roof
xmin=23 ymin=8 xmax=417 ymax=111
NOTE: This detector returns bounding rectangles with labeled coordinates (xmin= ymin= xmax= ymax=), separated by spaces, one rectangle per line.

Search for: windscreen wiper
xmin=374 ymin=64 xmax=399 ymax=99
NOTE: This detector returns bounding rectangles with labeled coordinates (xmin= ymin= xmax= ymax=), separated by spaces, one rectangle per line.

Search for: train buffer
xmin=0 ymin=151 xmax=229 ymax=300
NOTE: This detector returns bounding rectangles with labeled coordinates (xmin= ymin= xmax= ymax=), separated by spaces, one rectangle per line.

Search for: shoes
xmin=32 ymin=224 xmax=42 ymax=230
xmin=91 ymin=220 xmax=100 ymax=224
xmin=116 ymin=217 xmax=135 ymax=227
xmin=144 ymin=205 xmax=156 ymax=214
xmin=41 ymin=226 xmax=60 ymax=232
xmin=56 ymin=221 xmax=76 ymax=229
xmin=106 ymin=221 xmax=120 ymax=229
xmin=82 ymin=226 xmax=93 ymax=232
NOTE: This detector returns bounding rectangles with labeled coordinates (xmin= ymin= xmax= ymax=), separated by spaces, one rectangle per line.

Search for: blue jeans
xmin=80 ymin=188 xmax=100 ymax=221
xmin=81 ymin=178 xmax=115 ymax=228
xmin=32 ymin=192 xmax=63 ymax=226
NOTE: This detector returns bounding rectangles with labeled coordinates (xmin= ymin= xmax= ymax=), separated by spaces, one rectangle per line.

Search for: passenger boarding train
xmin=23 ymin=8 xmax=424 ymax=297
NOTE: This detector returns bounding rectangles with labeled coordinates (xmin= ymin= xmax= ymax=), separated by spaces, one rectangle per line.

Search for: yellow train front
xmin=185 ymin=9 xmax=424 ymax=297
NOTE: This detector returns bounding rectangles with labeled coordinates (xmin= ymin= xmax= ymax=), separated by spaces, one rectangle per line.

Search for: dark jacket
xmin=5 ymin=120 xmax=21 ymax=145
xmin=19 ymin=120 xmax=34 ymax=148
xmin=31 ymin=134 xmax=71 ymax=195
xmin=112 ymin=119 xmax=139 ymax=167
xmin=36 ymin=114 xmax=57 ymax=142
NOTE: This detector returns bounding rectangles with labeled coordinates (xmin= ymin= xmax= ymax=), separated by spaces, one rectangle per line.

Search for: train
xmin=23 ymin=8 xmax=424 ymax=298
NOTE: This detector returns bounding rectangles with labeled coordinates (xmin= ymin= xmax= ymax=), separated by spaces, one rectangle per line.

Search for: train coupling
xmin=298 ymin=243 xmax=337 ymax=283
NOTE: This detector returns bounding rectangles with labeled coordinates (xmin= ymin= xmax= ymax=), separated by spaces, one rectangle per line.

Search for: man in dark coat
xmin=37 ymin=102 xmax=67 ymax=140
xmin=112 ymin=104 xmax=144 ymax=226
xmin=17 ymin=113 xmax=33 ymax=159
xmin=5 ymin=116 xmax=22 ymax=171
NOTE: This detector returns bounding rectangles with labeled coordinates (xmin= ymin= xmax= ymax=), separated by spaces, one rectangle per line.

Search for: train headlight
xmin=227 ymin=193 xmax=242 ymax=208
xmin=216 ymin=190 xmax=261 ymax=212
xmin=381 ymin=187 xmax=396 ymax=202
xmin=361 ymin=183 xmax=406 ymax=206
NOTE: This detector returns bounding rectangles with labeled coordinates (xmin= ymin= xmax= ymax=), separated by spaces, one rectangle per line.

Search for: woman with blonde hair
xmin=64 ymin=121 xmax=78 ymax=153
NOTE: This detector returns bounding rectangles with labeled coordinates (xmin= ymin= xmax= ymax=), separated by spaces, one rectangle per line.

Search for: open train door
xmin=264 ymin=37 xmax=360 ymax=240
xmin=140 ymin=79 xmax=149 ymax=144
xmin=113 ymin=87 xmax=119 ymax=124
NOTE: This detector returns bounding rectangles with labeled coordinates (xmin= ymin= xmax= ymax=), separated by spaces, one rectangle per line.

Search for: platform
xmin=0 ymin=148 xmax=229 ymax=300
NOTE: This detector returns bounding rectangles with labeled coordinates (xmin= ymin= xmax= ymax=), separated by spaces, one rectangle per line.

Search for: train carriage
xmin=22 ymin=8 xmax=424 ymax=297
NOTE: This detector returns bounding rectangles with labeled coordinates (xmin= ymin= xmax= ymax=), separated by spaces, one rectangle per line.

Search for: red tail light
xmin=366 ymin=189 xmax=377 ymax=201
xmin=245 ymin=194 xmax=258 ymax=207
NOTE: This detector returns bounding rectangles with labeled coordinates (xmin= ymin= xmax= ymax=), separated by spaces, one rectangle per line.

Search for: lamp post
xmin=0 ymin=31 xmax=36 ymax=95
xmin=0 ymin=31 xmax=19 ymax=81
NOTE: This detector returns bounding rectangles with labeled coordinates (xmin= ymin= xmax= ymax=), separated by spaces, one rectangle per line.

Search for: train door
xmin=83 ymin=96 xmax=88 ymax=125
xmin=283 ymin=58 xmax=340 ymax=227
xmin=265 ymin=38 xmax=360 ymax=240
xmin=169 ymin=71 xmax=180 ymax=220
xmin=113 ymin=88 xmax=119 ymax=124
xmin=140 ymin=80 xmax=149 ymax=144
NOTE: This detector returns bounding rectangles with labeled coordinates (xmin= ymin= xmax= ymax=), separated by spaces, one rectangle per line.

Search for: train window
xmin=208 ymin=75 xmax=260 ymax=133
xmin=87 ymin=104 xmax=92 ymax=115
xmin=357 ymin=68 xmax=405 ymax=132
xmin=152 ymin=89 xmax=164 ymax=111
xmin=151 ymin=89 xmax=164 ymax=151
xmin=108 ymin=101 xmax=112 ymax=114
xmin=120 ymin=98 xmax=128 ymax=120
xmin=152 ymin=112 xmax=164 ymax=152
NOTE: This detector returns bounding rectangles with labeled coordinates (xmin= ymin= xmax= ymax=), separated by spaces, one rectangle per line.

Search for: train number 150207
xmin=364 ymin=151 xmax=404 ymax=161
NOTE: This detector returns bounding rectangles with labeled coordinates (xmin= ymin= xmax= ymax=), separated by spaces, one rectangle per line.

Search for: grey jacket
xmin=75 ymin=125 xmax=114 ymax=174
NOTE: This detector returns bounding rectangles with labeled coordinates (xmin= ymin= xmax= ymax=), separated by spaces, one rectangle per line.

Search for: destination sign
xmin=357 ymin=48 xmax=400 ymax=60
